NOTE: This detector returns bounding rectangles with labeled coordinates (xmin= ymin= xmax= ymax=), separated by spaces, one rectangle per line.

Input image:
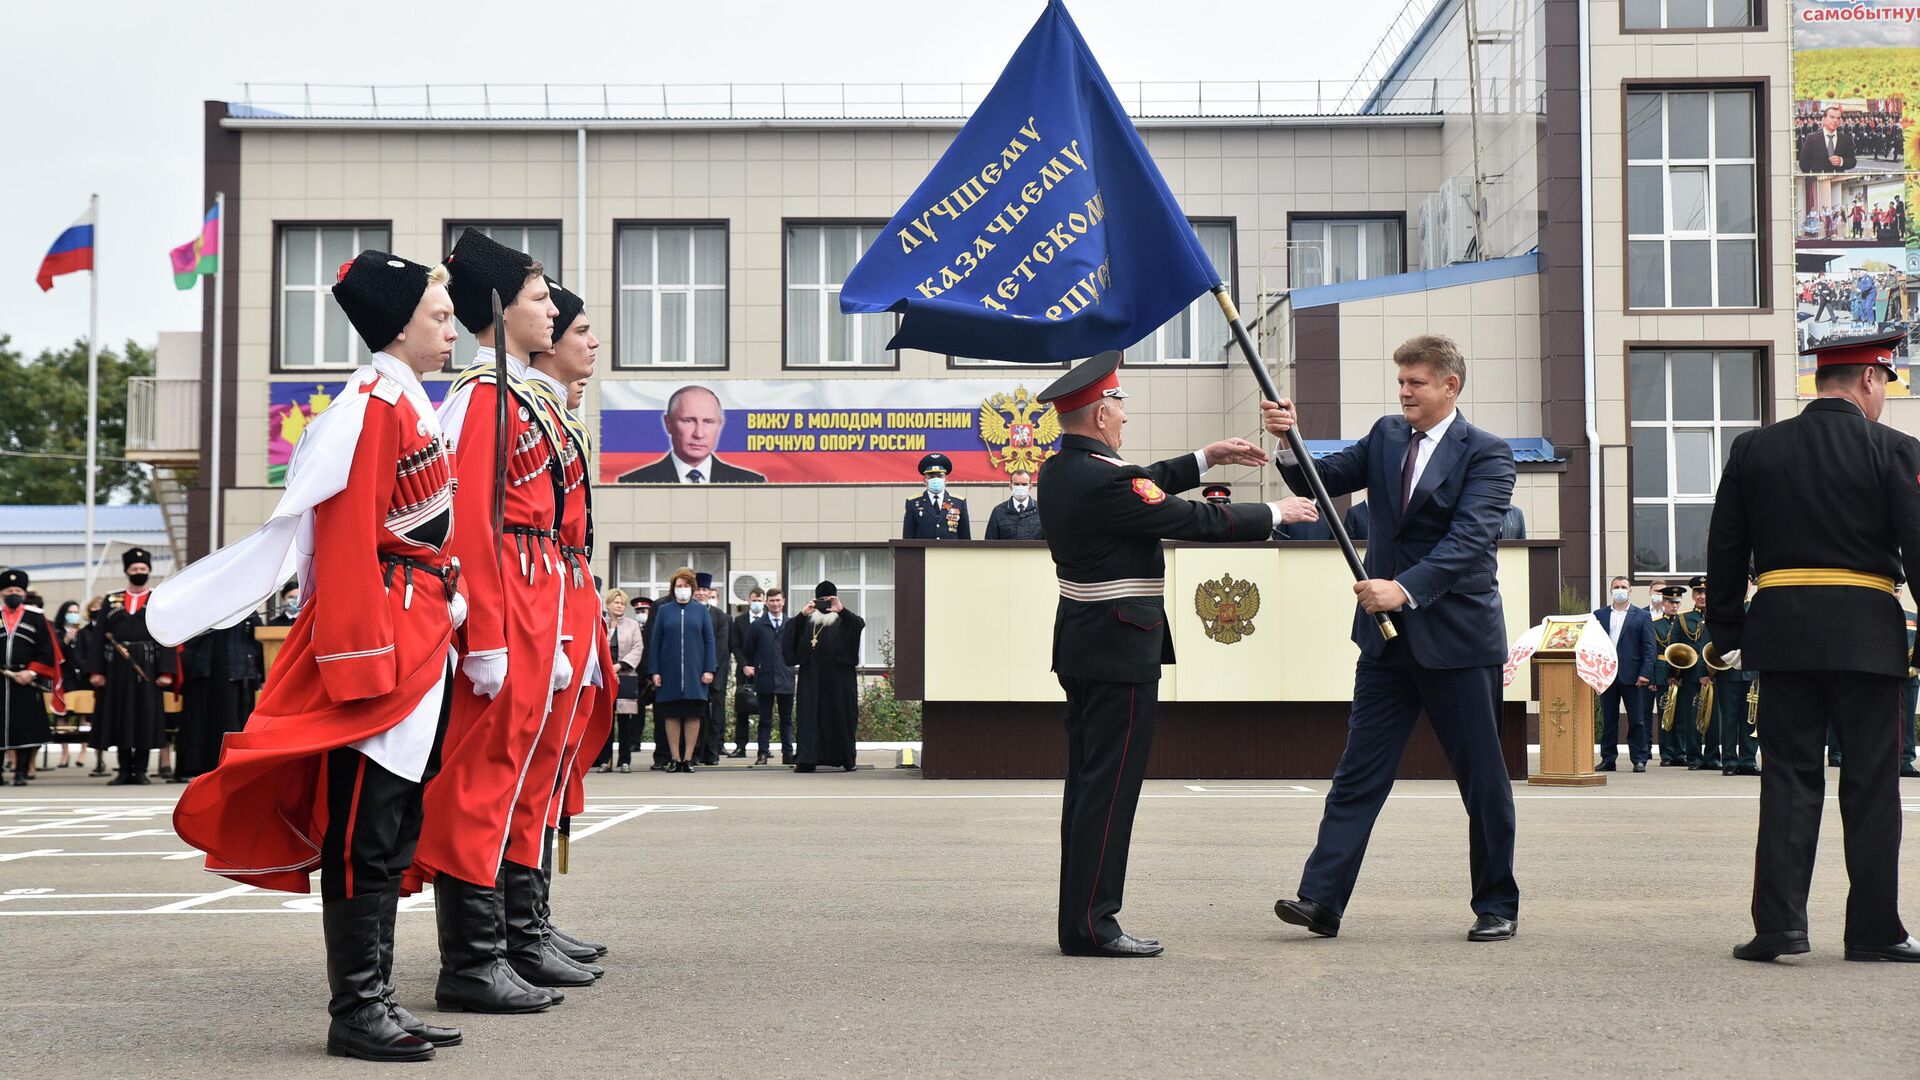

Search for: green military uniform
xmin=1669 ymin=604 xmax=1715 ymax=768
xmin=1715 ymin=600 xmax=1759 ymax=774
xmin=1651 ymin=611 xmax=1683 ymax=766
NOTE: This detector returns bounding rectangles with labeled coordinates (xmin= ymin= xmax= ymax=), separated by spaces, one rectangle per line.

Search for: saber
xmin=1213 ymin=287 xmax=1395 ymax=641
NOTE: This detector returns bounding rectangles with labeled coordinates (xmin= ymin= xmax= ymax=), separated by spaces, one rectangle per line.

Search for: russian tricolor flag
xmin=37 ymin=205 xmax=95 ymax=291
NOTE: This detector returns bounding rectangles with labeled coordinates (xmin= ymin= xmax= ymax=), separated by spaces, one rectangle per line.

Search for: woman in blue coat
xmin=650 ymin=567 xmax=716 ymax=773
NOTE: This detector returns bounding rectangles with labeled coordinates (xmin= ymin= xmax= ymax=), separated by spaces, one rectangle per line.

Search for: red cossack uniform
xmin=407 ymin=354 xmax=567 ymax=892
xmin=504 ymin=380 xmax=614 ymax=869
xmin=172 ymin=374 xmax=459 ymax=894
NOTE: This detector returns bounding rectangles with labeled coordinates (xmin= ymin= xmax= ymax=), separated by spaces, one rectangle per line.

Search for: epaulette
xmin=367 ymin=374 xmax=403 ymax=405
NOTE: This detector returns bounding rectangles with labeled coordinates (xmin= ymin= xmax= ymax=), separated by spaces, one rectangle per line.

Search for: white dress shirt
xmin=1606 ymin=602 xmax=1630 ymax=647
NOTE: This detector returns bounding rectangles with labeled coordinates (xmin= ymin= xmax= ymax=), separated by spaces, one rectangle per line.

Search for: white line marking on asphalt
xmin=146 ymin=884 xmax=255 ymax=912
xmin=566 ymin=804 xmax=715 ymax=842
xmin=1186 ymin=784 xmax=1317 ymax=792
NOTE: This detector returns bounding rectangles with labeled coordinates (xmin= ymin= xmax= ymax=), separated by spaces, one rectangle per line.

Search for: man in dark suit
xmin=1261 ymin=333 xmax=1520 ymax=942
xmin=902 ymin=453 xmax=971 ymax=540
xmin=1797 ymin=105 xmax=1857 ymax=173
xmin=615 ymin=385 xmax=766 ymax=483
xmin=1037 ymin=352 xmax=1318 ymax=958
xmin=726 ymin=589 xmax=764 ymax=757
xmin=693 ymin=573 xmax=735 ymax=766
xmin=1710 ymin=330 xmax=1920 ymax=963
xmin=741 ymin=587 xmax=798 ymax=765
xmin=1593 ymin=575 xmax=1658 ymax=772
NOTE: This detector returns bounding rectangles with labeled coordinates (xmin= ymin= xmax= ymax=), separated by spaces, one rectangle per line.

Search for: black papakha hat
xmin=332 ymin=250 xmax=433 ymax=353
xmin=546 ymin=277 xmax=585 ymax=346
xmin=443 ymin=227 xmax=536 ymax=334
xmin=0 ymin=568 xmax=27 ymax=590
xmin=1037 ymin=350 xmax=1128 ymax=412
xmin=123 ymin=547 xmax=153 ymax=570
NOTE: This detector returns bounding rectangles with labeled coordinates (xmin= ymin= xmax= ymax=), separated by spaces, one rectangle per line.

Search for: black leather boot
xmin=502 ymin=861 xmax=595 ymax=987
xmin=324 ymin=893 xmax=435 ymax=1061
xmin=542 ymin=827 xmax=609 ymax=961
xmin=431 ymin=874 xmax=553 ymax=1014
xmin=377 ymin=881 xmax=462 ymax=1046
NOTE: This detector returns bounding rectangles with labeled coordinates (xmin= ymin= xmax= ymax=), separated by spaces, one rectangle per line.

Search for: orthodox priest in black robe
xmin=84 ymin=548 xmax=176 ymax=785
xmin=174 ymin=615 xmax=263 ymax=781
xmin=783 ymin=580 xmax=864 ymax=773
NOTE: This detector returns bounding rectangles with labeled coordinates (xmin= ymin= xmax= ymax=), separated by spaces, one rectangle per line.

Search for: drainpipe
xmin=1578 ymin=0 xmax=1601 ymax=607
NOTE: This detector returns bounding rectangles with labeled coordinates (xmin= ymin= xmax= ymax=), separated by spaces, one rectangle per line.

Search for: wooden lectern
xmin=1527 ymin=616 xmax=1605 ymax=787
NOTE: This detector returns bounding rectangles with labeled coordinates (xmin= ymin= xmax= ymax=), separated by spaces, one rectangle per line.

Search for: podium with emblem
xmin=1522 ymin=616 xmax=1607 ymax=787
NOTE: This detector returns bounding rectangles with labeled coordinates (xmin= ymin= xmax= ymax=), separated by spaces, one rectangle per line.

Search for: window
xmin=1127 ymin=221 xmax=1235 ymax=365
xmin=278 ymin=224 xmax=390 ymax=368
xmin=1623 ymin=0 xmax=1756 ymax=30
xmin=1625 ymin=89 xmax=1760 ymax=309
xmin=616 ymin=223 xmax=727 ymax=369
xmin=1628 ymin=348 xmax=1763 ymax=576
xmin=612 ymin=545 xmax=728 ymax=603
xmin=1290 ymin=216 xmax=1404 ymax=289
xmin=442 ymin=223 xmax=561 ymax=369
xmin=786 ymin=223 xmax=894 ymax=367
xmin=785 ymin=547 xmax=894 ymax=669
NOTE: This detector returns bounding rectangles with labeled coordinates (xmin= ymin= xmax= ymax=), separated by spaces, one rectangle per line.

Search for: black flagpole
xmin=1213 ymin=286 xmax=1396 ymax=642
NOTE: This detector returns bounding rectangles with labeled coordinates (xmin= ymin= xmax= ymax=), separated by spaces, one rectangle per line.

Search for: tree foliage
xmin=0 ymin=334 xmax=155 ymax=504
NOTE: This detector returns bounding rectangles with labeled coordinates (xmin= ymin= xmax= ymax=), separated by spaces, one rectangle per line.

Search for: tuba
xmin=1659 ymin=643 xmax=1697 ymax=732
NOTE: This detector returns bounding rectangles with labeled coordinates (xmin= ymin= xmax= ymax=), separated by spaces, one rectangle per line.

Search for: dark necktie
xmin=1400 ymin=431 xmax=1422 ymax=508
xmin=688 ymin=469 xmax=704 ymax=484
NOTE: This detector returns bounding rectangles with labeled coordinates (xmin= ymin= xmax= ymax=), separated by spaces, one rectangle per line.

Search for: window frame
xmin=781 ymin=542 xmax=897 ymax=672
xmin=1622 ymin=341 xmax=1774 ymax=579
xmin=611 ymin=218 xmax=731 ymax=372
xmin=1122 ymin=216 xmax=1239 ymax=368
xmin=1284 ymin=211 xmax=1409 ymax=291
xmin=1620 ymin=79 xmax=1772 ymax=315
xmin=440 ymin=219 xmax=565 ymax=372
xmin=270 ymin=220 xmax=395 ymax=374
xmin=780 ymin=218 xmax=901 ymax=372
xmin=608 ymin=542 xmax=732 ymax=606
xmin=1619 ymin=0 xmax=1765 ymax=34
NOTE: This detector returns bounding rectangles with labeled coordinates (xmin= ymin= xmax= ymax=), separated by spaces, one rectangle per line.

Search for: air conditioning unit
xmin=1436 ymin=175 xmax=1480 ymax=265
xmin=728 ymin=569 xmax=777 ymax=603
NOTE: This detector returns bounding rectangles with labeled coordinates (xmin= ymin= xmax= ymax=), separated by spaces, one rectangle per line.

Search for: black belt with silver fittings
xmin=560 ymin=544 xmax=590 ymax=589
xmin=381 ymin=553 xmax=459 ymax=610
xmin=504 ymin=525 xmax=561 ymax=581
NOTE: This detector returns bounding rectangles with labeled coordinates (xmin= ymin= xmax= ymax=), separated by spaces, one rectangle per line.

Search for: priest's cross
xmin=1547 ymin=696 xmax=1570 ymax=737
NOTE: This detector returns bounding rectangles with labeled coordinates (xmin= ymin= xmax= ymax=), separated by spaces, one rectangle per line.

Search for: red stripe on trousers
xmin=1086 ymin=685 xmax=1136 ymax=942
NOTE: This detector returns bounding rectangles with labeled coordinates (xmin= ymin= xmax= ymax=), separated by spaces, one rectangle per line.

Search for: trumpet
xmin=1702 ymin=643 xmax=1734 ymax=673
xmin=1746 ymin=679 xmax=1759 ymax=734
xmin=1662 ymin=642 xmax=1699 ymax=670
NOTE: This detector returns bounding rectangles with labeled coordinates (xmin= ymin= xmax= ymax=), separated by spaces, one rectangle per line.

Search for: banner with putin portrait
xmin=597 ymin=378 xmax=1062 ymax=484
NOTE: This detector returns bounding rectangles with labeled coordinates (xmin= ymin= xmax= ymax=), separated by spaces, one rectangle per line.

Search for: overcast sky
xmin=1 ymin=0 xmax=1407 ymax=355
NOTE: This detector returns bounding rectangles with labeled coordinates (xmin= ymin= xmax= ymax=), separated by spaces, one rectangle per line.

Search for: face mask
xmin=1011 ymin=485 xmax=1030 ymax=501
xmin=1611 ymin=589 xmax=1629 ymax=604
xmin=283 ymin=598 xmax=300 ymax=615
xmin=750 ymin=601 xmax=765 ymax=616
xmin=2 ymin=594 xmax=20 ymax=610
xmin=65 ymin=612 xmax=81 ymax=626
xmin=127 ymin=573 xmax=150 ymax=588
xmin=926 ymin=477 xmax=946 ymax=496
xmin=674 ymin=586 xmax=692 ymax=603
xmin=636 ymin=611 xmax=649 ymax=624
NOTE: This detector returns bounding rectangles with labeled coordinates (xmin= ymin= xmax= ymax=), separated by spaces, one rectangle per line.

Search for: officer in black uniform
xmin=1709 ymin=330 xmax=1920 ymax=962
xmin=1036 ymin=351 xmax=1319 ymax=958
xmin=902 ymin=453 xmax=970 ymax=540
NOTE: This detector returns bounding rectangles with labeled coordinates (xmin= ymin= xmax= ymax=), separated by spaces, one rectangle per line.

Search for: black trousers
xmin=1297 ymin=644 xmax=1519 ymax=919
xmin=1751 ymin=670 xmax=1906 ymax=947
xmin=699 ymin=669 xmax=730 ymax=760
xmin=1057 ymin=674 xmax=1158 ymax=950
xmin=319 ymin=676 xmax=451 ymax=902
xmin=1597 ymin=682 xmax=1652 ymax=766
xmin=758 ymin=691 xmax=794 ymax=756
xmin=731 ymin=687 xmax=756 ymax=750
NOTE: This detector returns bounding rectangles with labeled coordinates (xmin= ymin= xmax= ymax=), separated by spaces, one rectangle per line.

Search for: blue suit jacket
xmin=1592 ymin=605 xmax=1657 ymax=687
xmin=1279 ymin=412 xmax=1516 ymax=669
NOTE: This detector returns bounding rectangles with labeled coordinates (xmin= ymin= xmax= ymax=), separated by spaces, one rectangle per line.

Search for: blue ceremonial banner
xmin=839 ymin=0 xmax=1219 ymax=363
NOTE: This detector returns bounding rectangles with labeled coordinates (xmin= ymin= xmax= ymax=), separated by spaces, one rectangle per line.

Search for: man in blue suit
xmin=1260 ymin=334 xmax=1520 ymax=942
xmin=1593 ymin=575 xmax=1658 ymax=772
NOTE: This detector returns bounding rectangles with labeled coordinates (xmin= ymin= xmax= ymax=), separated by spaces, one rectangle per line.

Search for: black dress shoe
xmin=781 ymin=754 xmax=796 ymax=765
xmin=388 ymin=1002 xmax=462 ymax=1048
xmin=1737 ymin=765 xmax=1762 ymax=776
xmin=1632 ymin=762 xmax=1647 ymax=773
xmin=1661 ymin=758 xmax=1686 ymax=767
xmin=648 ymin=763 xmax=668 ymax=771
xmin=1595 ymin=760 xmax=1617 ymax=772
xmin=1734 ymin=930 xmax=1810 ymax=961
xmin=754 ymin=753 xmax=769 ymax=765
xmin=1845 ymin=937 xmax=1920 ymax=962
xmin=1061 ymin=932 xmax=1163 ymax=957
xmin=726 ymin=749 xmax=747 ymax=759
xmin=1274 ymin=898 xmax=1341 ymax=938
xmin=1722 ymin=766 xmax=1737 ymax=776
xmin=327 ymin=1001 xmax=435 ymax=1062
xmin=1688 ymin=762 xmax=1705 ymax=771
xmin=795 ymin=764 xmax=816 ymax=773
xmin=1901 ymin=766 xmax=1920 ymax=778
xmin=1468 ymin=914 xmax=1517 ymax=941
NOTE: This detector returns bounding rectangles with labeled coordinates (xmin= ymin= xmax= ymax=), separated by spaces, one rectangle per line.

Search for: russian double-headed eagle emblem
xmin=1195 ymin=572 xmax=1261 ymax=644
xmin=978 ymin=385 xmax=1062 ymax=477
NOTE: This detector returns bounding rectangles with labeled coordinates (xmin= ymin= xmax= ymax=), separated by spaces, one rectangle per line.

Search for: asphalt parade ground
xmin=6 ymin=754 xmax=1918 ymax=1079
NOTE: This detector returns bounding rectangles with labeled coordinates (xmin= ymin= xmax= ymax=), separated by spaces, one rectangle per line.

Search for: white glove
xmin=462 ymin=651 xmax=507 ymax=699
xmin=1722 ymin=648 xmax=1741 ymax=668
xmin=449 ymin=592 xmax=468 ymax=630
xmin=549 ymin=648 xmax=574 ymax=692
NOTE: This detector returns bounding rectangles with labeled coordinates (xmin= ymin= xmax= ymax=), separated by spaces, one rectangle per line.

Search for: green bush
xmin=858 ymin=631 xmax=922 ymax=741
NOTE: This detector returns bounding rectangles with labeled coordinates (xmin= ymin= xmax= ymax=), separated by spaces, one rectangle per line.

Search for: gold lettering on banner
xmin=1195 ymin=573 xmax=1262 ymax=645
xmin=897 ymin=116 xmax=1044 ymax=254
